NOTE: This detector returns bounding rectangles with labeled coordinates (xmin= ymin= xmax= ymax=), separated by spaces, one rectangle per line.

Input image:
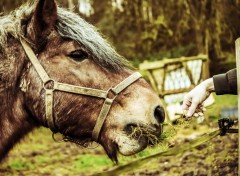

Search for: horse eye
xmin=68 ymin=50 xmax=88 ymax=61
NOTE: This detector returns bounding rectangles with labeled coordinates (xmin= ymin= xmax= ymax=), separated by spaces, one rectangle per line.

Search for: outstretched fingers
xmin=182 ymin=95 xmax=204 ymax=117
xmin=186 ymin=99 xmax=199 ymax=117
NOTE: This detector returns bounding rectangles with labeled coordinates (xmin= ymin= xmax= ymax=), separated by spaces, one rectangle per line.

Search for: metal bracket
xmin=218 ymin=118 xmax=236 ymax=136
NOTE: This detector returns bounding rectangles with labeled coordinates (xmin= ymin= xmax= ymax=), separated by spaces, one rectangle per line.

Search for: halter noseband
xmin=20 ymin=39 xmax=142 ymax=142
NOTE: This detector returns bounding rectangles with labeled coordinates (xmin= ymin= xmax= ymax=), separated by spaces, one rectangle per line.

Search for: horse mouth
xmin=124 ymin=123 xmax=162 ymax=145
xmin=101 ymin=123 xmax=163 ymax=163
xmin=116 ymin=124 xmax=162 ymax=157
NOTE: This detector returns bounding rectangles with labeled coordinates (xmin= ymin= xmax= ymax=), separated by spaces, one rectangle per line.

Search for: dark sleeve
xmin=213 ymin=69 xmax=237 ymax=95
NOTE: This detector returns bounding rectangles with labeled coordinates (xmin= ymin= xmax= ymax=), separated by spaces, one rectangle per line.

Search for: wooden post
xmin=68 ymin=0 xmax=75 ymax=10
xmin=235 ymin=38 xmax=240 ymax=174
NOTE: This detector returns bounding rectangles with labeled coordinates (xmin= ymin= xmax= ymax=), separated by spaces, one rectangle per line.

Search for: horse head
xmin=0 ymin=0 xmax=165 ymax=163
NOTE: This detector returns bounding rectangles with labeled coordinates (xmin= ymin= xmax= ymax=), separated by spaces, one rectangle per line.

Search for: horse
xmin=0 ymin=0 xmax=165 ymax=164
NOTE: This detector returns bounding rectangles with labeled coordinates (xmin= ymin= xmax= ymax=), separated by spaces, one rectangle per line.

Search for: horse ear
xmin=27 ymin=0 xmax=57 ymax=44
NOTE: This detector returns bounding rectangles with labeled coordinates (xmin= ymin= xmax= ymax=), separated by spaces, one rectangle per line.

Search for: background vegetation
xmin=0 ymin=0 xmax=238 ymax=175
xmin=1 ymin=0 xmax=239 ymax=74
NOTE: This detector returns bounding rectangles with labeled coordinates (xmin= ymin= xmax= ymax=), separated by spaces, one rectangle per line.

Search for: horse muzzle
xmin=123 ymin=106 xmax=165 ymax=143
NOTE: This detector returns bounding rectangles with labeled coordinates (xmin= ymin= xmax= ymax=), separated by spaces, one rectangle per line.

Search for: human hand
xmin=182 ymin=78 xmax=215 ymax=117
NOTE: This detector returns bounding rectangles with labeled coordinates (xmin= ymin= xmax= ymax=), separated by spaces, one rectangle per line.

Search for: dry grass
xmin=127 ymin=117 xmax=190 ymax=146
xmin=128 ymin=125 xmax=160 ymax=145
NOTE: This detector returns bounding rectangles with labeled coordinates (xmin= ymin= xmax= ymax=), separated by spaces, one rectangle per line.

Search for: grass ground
xmin=0 ymin=94 xmax=238 ymax=176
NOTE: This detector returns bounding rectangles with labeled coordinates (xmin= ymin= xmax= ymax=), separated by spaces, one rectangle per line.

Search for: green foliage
xmin=0 ymin=0 xmax=238 ymax=73
xmin=9 ymin=159 xmax=30 ymax=170
xmin=73 ymin=154 xmax=113 ymax=172
xmin=205 ymin=94 xmax=237 ymax=119
xmin=87 ymin=0 xmax=239 ymax=73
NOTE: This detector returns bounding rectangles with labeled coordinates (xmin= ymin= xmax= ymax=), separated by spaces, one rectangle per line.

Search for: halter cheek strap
xmin=92 ymin=72 xmax=142 ymax=141
xmin=20 ymin=39 xmax=142 ymax=141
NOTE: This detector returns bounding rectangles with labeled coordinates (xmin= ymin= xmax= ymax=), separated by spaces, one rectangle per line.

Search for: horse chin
xmin=100 ymin=139 xmax=119 ymax=163
xmin=100 ymin=135 xmax=148 ymax=163
xmin=116 ymin=135 xmax=148 ymax=156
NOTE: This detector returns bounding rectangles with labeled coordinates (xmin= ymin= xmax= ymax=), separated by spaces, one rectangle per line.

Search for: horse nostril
xmin=154 ymin=106 xmax=165 ymax=123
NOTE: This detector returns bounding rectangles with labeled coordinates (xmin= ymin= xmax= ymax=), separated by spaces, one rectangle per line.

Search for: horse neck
xmin=0 ymin=37 xmax=36 ymax=161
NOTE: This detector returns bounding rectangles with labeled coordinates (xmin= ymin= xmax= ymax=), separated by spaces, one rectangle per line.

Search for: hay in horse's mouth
xmin=126 ymin=124 xmax=162 ymax=146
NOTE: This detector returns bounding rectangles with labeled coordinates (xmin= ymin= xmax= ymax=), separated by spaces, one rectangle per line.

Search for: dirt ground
xmin=127 ymin=126 xmax=238 ymax=176
xmin=0 ymin=121 xmax=238 ymax=176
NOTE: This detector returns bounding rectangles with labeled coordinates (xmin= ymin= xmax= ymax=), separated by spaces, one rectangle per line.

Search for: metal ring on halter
xmin=43 ymin=79 xmax=56 ymax=91
xmin=52 ymin=132 xmax=65 ymax=143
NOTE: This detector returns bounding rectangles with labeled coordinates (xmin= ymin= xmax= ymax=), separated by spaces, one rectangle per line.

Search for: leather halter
xmin=20 ymin=39 xmax=142 ymax=141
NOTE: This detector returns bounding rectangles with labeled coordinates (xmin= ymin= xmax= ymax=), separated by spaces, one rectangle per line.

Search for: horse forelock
xmin=0 ymin=2 xmax=130 ymax=72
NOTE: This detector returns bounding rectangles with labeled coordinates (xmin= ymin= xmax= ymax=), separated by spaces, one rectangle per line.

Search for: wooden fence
xmin=139 ymin=54 xmax=212 ymax=121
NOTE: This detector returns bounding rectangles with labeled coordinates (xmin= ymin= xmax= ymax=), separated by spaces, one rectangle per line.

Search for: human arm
xmin=213 ymin=69 xmax=237 ymax=95
xmin=182 ymin=68 xmax=237 ymax=117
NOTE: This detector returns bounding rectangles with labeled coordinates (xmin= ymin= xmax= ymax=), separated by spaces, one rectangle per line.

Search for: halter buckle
xmin=218 ymin=118 xmax=235 ymax=136
xmin=106 ymin=88 xmax=117 ymax=100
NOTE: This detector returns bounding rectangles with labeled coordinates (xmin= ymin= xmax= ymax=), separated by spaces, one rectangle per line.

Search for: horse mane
xmin=0 ymin=1 xmax=130 ymax=73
